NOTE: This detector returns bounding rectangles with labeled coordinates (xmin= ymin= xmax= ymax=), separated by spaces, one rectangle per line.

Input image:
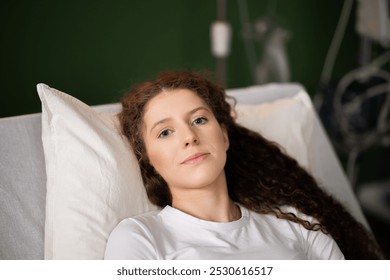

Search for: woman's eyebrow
xmin=150 ymin=118 xmax=171 ymax=134
xmin=188 ymin=106 xmax=210 ymax=115
xmin=150 ymin=106 xmax=210 ymax=133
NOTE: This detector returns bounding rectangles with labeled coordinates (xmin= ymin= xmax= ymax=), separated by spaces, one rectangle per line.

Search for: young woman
xmin=104 ymin=71 xmax=382 ymax=260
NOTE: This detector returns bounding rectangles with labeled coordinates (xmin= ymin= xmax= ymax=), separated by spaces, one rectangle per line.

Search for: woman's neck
xmin=170 ymin=173 xmax=241 ymax=222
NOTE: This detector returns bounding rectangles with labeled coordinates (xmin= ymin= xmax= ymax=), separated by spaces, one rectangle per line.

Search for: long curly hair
xmin=119 ymin=71 xmax=382 ymax=259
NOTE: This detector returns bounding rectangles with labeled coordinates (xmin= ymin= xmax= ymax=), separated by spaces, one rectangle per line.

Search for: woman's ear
xmin=221 ymin=125 xmax=230 ymax=151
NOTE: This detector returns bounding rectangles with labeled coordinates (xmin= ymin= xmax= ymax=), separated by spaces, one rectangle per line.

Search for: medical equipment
xmin=316 ymin=0 xmax=390 ymax=227
xmin=210 ymin=0 xmax=291 ymax=86
xmin=317 ymin=0 xmax=390 ymax=189
xmin=211 ymin=0 xmax=231 ymax=87
xmin=356 ymin=0 xmax=390 ymax=47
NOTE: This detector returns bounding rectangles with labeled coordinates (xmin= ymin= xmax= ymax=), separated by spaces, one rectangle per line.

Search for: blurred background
xmin=0 ymin=0 xmax=359 ymax=117
xmin=1 ymin=0 xmax=389 ymax=257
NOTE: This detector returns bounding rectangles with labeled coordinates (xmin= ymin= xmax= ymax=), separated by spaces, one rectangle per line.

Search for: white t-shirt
xmin=104 ymin=205 xmax=344 ymax=260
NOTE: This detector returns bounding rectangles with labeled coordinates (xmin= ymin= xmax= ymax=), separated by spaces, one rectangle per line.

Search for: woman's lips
xmin=181 ymin=153 xmax=209 ymax=164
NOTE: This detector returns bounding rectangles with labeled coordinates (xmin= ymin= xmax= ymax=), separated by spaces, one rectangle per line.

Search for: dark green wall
xmin=1 ymin=0 xmax=356 ymax=118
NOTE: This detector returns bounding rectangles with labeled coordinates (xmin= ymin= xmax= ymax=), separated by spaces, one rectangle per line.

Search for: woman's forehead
xmin=144 ymin=89 xmax=209 ymax=116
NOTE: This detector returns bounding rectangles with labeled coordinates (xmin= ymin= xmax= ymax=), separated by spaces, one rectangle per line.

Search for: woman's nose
xmin=183 ymin=127 xmax=199 ymax=147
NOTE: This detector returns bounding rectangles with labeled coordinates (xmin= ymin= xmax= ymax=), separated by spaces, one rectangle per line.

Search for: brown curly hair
xmin=119 ymin=71 xmax=382 ymax=259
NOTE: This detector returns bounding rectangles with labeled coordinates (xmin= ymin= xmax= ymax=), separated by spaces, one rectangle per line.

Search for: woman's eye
xmin=192 ymin=117 xmax=208 ymax=126
xmin=158 ymin=129 xmax=172 ymax=138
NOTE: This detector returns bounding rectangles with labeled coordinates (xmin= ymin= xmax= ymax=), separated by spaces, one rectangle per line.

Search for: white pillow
xmin=38 ymin=84 xmax=158 ymax=260
xmin=235 ymin=91 xmax=313 ymax=169
xmin=37 ymin=83 xmax=311 ymax=259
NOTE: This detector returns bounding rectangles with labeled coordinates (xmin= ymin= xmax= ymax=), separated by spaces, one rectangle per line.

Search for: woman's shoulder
xmin=115 ymin=209 xmax=163 ymax=231
xmin=278 ymin=205 xmax=319 ymax=222
xmin=243 ymin=204 xmax=318 ymax=225
xmin=104 ymin=209 xmax=163 ymax=260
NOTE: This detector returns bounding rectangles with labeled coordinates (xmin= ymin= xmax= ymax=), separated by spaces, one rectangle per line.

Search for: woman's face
xmin=142 ymin=89 xmax=229 ymax=194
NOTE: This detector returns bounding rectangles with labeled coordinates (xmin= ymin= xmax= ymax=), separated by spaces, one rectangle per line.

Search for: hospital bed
xmin=0 ymin=83 xmax=369 ymax=259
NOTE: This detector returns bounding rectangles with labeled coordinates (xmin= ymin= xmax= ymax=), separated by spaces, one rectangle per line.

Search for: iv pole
xmin=211 ymin=0 xmax=231 ymax=87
